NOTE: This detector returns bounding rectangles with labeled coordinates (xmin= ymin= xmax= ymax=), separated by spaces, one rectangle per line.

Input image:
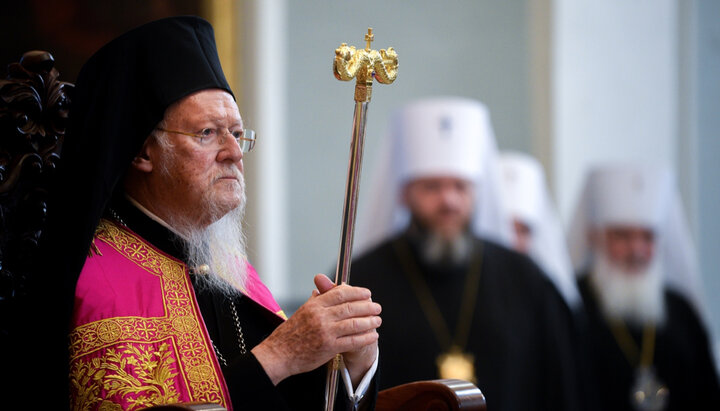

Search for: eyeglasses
xmin=156 ymin=127 xmax=256 ymax=153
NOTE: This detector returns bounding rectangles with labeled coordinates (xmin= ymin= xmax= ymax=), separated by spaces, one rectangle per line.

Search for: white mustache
xmin=213 ymin=166 xmax=243 ymax=182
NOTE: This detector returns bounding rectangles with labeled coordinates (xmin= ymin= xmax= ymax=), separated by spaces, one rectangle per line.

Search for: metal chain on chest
xmin=108 ymin=208 xmax=127 ymax=227
xmin=211 ymin=300 xmax=247 ymax=367
xmin=212 ymin=340 xmax=229 ymax=367
xmin=229 ymin=300 xmax=247 ymax=355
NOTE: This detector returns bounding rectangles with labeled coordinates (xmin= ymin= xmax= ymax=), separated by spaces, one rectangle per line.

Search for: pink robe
xmin=69 ymin=219 xmax=284 ymax=410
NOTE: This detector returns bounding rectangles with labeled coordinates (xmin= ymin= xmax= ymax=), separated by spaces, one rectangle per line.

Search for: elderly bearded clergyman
xmin=31 ymin=16 xmax=380 ymax=410
xmin=568 ymin=165 xmax=720 ymax=411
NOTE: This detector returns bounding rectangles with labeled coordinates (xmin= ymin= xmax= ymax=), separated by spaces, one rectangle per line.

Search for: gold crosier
xmin=393 ymin=238 xmax=484 ymax=384
xmin=324 ymin=29 xmax=398 ymax=411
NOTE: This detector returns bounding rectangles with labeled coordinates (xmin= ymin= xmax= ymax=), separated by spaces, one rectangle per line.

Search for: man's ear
xmin=130 ymin=140 xmax=155 ymax=173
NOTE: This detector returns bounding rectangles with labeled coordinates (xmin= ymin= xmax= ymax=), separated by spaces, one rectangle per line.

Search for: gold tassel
xmin=88 ymin=238 xmax=103 ymax=257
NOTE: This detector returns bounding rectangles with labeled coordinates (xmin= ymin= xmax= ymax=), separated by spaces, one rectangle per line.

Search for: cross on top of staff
xmin=365 ymin=28 xmax=374 ymax=50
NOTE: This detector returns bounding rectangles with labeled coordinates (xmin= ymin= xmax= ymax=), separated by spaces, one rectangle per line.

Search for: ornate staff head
xmin=333 ymin=28 xmax=398 ymax=102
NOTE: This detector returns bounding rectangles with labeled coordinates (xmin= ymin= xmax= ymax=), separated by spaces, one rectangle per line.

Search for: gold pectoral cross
xmin=436 ymin=346 xmax=477 ymax=383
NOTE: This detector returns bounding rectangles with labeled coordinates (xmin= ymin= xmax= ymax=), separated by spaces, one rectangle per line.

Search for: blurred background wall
xmin=3 ymin=0 xmax=719 ymax=360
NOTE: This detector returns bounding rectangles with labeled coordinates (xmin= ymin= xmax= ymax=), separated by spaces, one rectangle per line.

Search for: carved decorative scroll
xmin=0 ymin=50 xmax=73 ymax=302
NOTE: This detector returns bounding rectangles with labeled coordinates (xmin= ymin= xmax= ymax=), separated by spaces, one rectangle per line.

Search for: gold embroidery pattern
xmin=70 ymin=343 xmax=180 ymax=410
xmin=70 ymin=220 xmax=226 ymax=410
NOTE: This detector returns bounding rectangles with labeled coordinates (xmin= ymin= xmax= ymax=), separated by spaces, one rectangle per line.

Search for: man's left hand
xmin=314 ymin=274 xmax=380 ymax=387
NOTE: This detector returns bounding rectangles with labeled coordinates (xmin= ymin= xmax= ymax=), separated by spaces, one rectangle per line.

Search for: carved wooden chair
xmin=0 ymin=51 xmax=487 ymax=411
xmin=0 ymin=50 xmax=70 ymax=346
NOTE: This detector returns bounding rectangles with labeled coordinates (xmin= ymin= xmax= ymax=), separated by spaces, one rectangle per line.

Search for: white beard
xmin=154 ymin=133 xmax=249 ymax=299
xmin=590 ymin=253 xmax=665 ymax=326
xmin=170 ymin=173 xmax=249 ymax=300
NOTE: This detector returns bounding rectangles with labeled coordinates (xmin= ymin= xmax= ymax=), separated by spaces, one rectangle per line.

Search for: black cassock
xmin=576 ymin=275 xmax=720 ymax=411
xmin=351 ymin=231 xmax=584 ymax=411
xmin=113 ymin=198 xmax=375 ymax=410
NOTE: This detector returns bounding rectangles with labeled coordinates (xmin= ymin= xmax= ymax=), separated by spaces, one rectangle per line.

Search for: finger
xmin=314 ymin=273 xmax=335 ymax=294
xmin=318 ymin=285 xmax=372 ymax=307
xmin=335 ymin=330 xmax=380 ymax=352
xmin=330 ymin=301 xmax=382 ymax=320
xmin=334 ymin=316 xmax=382 ymax=337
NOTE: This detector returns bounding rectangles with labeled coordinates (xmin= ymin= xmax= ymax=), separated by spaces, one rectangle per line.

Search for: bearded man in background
xmin=568 ymin=165 xmax=720 ymax=411
xmin=351 ymin=97 xmax=583 ymax=411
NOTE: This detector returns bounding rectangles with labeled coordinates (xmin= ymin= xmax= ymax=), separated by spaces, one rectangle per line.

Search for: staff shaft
xmin=324 ymin=100 xmax=369 ymax=411
xmin=336 ymin=101 xmax=369 ymax=286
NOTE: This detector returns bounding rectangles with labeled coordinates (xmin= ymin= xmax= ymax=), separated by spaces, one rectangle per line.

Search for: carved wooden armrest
xmin=376 ymin=378 xmax=487 ymax=411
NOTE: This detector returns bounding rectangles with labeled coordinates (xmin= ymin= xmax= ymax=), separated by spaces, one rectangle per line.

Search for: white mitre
xmin=588 ymin=166 xmax=673 ymax=229
xmin=354 ymin=97 xmax=512 ymax=255
xmin=500 ymin=152 xmax=545 ymax=227
xmin=500 ymin=152 xmax=580 ymax=308
xmin=567 ymin=164 xmax=703 ymax=312
xmin=396 ymin=98 xmax=485 ymax=182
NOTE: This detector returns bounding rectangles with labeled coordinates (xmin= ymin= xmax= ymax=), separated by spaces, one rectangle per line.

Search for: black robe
xmin=113 ymin=198 xmax=375 ymax=410
xmin=577 ymin=275 xmax=720 ymax=411
xmin=351 ymin=232 xmax=583 ymax=411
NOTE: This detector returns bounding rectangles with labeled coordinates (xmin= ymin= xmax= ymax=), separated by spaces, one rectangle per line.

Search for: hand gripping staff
xmin=324 ymin=28 xmax=398 ymax=410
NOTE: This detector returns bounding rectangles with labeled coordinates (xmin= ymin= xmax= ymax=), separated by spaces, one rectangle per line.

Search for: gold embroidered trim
xmin=70 ymin=219 xmax=226 ymax=410
xmin=70 ymin=343 xmax=180 ymax=410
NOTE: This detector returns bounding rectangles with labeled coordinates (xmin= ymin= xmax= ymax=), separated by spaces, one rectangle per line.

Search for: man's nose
xmin=217 ymin=133 xmax=244 ymax=163
xmin=440 ymin=187 xmax=461 ymax=205
xmin=630 ymin=238 xmax=653 ymax=264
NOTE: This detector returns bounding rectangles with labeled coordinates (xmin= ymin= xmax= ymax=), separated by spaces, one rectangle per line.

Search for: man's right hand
xmin=251 ymin=274 xmax=382 ymax=385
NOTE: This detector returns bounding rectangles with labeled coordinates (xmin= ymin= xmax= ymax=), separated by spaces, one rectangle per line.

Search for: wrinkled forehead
xmin=164 ymin=89 xmax=241 ymax=126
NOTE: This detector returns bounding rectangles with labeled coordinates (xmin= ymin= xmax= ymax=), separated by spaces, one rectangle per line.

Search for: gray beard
xmin=168 ymin=176 xmax=249 ymax=300
xmin=590 ymin=253 xmax=666 ymax=326
xmin=408 ymin=220 xmax=472 ymax=266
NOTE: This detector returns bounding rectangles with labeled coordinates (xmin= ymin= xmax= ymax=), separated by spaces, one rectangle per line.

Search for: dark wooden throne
xmin=0 ymin=50 xmax=71 ymax=340
xmin=0 ymin=51 xmax=486 ymax=411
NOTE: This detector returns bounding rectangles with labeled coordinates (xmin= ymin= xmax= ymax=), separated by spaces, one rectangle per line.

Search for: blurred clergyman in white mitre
xmin=499 ymin=151 xmax=581 ymax=309
xmin=568 ymin=164 xmax=720 ymax=411
xmin=350 ymin=97 xmax=584 ymax=411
